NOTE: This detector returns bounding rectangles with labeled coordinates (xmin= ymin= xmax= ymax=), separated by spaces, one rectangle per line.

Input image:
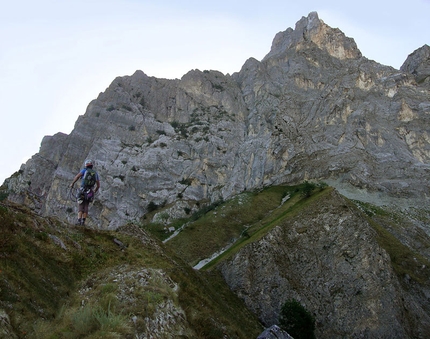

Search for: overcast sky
xmin=1 ymin=0 xmax=429 ymax=183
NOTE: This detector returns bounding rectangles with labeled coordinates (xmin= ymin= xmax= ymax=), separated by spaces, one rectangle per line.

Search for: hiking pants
xmin=78 ymin=200 xmax=90 ymax=214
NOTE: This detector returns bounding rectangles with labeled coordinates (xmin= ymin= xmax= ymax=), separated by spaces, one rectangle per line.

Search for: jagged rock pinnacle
xmin=263 ymin=11 xmax=361 ymax=61
xmin=401 ymin=44 xmax=430 ymax=85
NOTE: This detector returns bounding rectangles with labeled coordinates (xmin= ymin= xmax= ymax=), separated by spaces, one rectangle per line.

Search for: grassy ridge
xmin=159 ymin=183 xmax=430 ymax=288
xmin=0 ymin=201 xmax=262 ymax=338
xmin=3 ymin=182 xmax=430 ymax=338
xmin=202 ymin=186 xmax=333 ymax=270
xmin=163 ymin=183 xmax=329 ymax=268
xmin=352 ymin=200 xmax=430 ymax=285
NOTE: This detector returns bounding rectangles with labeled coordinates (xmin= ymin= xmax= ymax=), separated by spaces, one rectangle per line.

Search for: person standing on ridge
xmin=70 ymin=159 xmax=100 ymax=226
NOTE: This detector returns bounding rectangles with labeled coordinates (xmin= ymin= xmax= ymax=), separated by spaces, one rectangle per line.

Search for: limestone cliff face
xmin=401 ymin=44 xmax=430 ymax=86
xmin=219 ymin=190 xmax=430 ymax=338
xmin=5 ymin=12 xmax=430 ymax=229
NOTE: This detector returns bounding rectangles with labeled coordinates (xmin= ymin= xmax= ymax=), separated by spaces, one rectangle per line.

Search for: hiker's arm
xmin=70 ymin=173 xmax=82 ymax=187
xmin=94 ymin=180 xmax=100 ymax=193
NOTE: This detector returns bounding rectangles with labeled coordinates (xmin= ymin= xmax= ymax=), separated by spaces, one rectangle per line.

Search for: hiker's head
xmin=84 ymin=159 xmax=93 ymax=168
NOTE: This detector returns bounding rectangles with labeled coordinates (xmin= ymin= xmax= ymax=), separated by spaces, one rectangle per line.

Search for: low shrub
xmin=279 ymin=299 xmax=315 ymax=339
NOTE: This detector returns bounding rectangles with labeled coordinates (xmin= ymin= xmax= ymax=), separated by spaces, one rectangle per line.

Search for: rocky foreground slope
xmin=2 ymin=183 xmax=430 ymax=338
xmin=3 ymin=12 xmax=430 ymax=229
xmin=0 ymin=200 xmax=263 ymax=338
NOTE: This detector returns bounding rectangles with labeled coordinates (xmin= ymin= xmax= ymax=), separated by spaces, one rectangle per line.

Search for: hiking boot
xmin=75 ymin=218 xmax=82 ymax=225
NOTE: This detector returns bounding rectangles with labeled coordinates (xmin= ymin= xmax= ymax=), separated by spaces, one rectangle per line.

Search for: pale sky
xmin=1 ymin=0 xmax=429 ymax=183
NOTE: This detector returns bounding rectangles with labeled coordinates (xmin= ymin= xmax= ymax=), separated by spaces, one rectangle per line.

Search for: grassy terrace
xmin=152 ymin=183 xmax=430 ymax=288
xmin=160 ymin=183 xmax=329 ymax=268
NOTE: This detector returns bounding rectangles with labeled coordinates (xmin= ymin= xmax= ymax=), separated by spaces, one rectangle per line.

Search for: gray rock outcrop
xmin=0 ymin=309 xmax=17 ymax=339
xmin=257 ymin=325 xmax=293 ymax=339
xmin=220 ymin=189 xmax=430 ymax=338
xmin=401 ymin=44 xmax=430 ymax=86
xmin=4 ymin=12 xmax=430 ymax=229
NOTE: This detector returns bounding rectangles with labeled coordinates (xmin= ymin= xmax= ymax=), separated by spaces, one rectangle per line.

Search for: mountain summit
xmin=3 ymin=12 xmax=430 ymax=229
xmin=264 ymin=12 xmax=361 ymax=61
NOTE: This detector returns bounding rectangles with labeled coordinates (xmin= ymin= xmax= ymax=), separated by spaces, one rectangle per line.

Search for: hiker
xmin=70 ymin=159 xmax=100 ymax=226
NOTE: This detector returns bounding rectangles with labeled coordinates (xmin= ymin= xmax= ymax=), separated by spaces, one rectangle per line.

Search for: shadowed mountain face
xmin=219 ymin=189 xmax=430 ymax=338
xmin=3 ymin=12 xmax=430 ymax=229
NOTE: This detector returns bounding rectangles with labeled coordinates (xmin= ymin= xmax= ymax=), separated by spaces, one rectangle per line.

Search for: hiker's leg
xmin=77 ymin=204 xmax=84 ymax=225
xmin=81 ymin=203 xmax=89 ymax=225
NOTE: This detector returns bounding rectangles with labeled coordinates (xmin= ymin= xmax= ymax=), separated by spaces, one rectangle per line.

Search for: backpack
xmin=83 ymin=168 xmax=97 ymax=188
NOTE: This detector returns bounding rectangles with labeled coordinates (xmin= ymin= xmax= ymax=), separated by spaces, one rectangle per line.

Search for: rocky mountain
xmin=3 ymin=12 xmax=430 ymax=230
xmin=218 ymin=188 xmax=430 ymax=338
xmin=162 ymin=182 xmax=430 ymax=338
xmin=400 ymin=44 xmax=430 ymax=86
xmin=2 ymin=14 xmax=430 ymax=337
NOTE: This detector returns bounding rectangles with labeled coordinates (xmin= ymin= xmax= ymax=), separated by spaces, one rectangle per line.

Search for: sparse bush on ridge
xmin=0 ymin=190 xmax=9 ymax=201
xmin=34 ymin=302 xmax=132 ymax=338
xmin=279 ymin=299 xmax=316 ymax=339
xmin=301 ymin=180 xmax=316 ymax=197
xmin=147 ymin=201 xmax=158 ymax=212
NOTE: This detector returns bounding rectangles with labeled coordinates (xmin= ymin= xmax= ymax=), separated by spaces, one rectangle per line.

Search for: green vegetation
xmin=0 ymin=182 xmax=10 ymax=201
xmin=155 ymin=180 xmax=430 ymax=291
xmin=0 ymin=189 xmax=8 ymax=201
xmin=0 ymin=200 xmax=262 ymax=338
xmin=179 ymin=177 xmax=193 ymax=186
xmin=279 ymin=299 xmax=315 ymax=339
xmin=122 ymin=104 xmax=133 ymax=112
xmin=34 ymin=302 xmax=132 ymax=338
xmin=352 ymin=200 xmax=430 ymax=285
xmin=162 ymin=182 xmax=329 ymax=267
xmin=171 ymin=121 xmax=190 ymax=138
xmin=212 ymin=83 xmax=224 ymax=91
xmin=301 ymin=180 xmax=316 ymax=197
xmin=3 ymin=180 xmax=430 ymax=338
